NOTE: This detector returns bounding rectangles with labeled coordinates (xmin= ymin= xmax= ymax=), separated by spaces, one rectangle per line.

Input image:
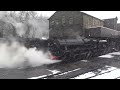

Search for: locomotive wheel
xmin=74 ymin=54 xmax=87 ymax=61
xmin=62 ymin=52 xmax=73 ymax=61
xmin=80 ymin=52 xmax=89 ymax=60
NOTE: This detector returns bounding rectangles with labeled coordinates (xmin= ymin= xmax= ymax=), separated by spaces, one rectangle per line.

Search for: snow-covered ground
xmin=90 ymin=69 xmax=120 ymax=79
xmin=109 ymin=52 xmax=120 ymax=55
xmin=73 ymin=52 xmax=120 ymax=79
xmin=54 ymin=68 xmax=81 ymax=76
xmin=99 ymin=52 xmax=120 ymax=58
xmin=72 ymin=66 xmax=117 ymax=79
xmin=28 ymin=69 xmax=61 ymax=79
xmin=99 ymin=55 xmax=114 ymax=58
xmin=29 ymin=52 xmax=120 ymax=79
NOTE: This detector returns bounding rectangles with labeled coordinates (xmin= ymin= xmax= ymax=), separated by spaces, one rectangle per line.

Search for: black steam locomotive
xmin=46 ymin=11 xmax=120 ymax=61
xmin=1 ymin=11 xmax=120 ymax=61
xmin=47 ymin=27 xmax=120 ymax=61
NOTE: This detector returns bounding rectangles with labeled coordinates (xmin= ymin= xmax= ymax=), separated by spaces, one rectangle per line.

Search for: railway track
xmin=73 ymin=66 xmax=120 ymax=79
xmin=29 ymin=65 xmax=120 ymax=79
xmin=28 ymin=52 xmax=120 ymax=79
xmin=29 ymin=66 xmax=110 ymax=79
xmin=29 ymin=68 xmax=81 ymax=79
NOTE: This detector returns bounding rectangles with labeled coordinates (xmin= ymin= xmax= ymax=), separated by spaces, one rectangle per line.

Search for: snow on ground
xmin=28 ymin=69 xmax=61 ymax=79
xmin=55 ymin=68 xmax=81 ymax=76
xmin=47 ymin=69 xmax=61 ymax=74
xmin=109 ymin=52 xmax=120 ymax=56
xmin=29 ymin=68 xmax=81 ymax=79
xmin=73 ymin=52 xmax=120 ymax=79
xmin=90 ymin=69 xmax=120 ymax=79
xmin=116 ymin=77 xmax=120 ymax=79
xmin=81 ymin=60 xmax=89 ymax=62
xmin=29 ymin=52 xmax=120 ymax=79
xmin=28 ymin=75 xmax=48 ymax=79
xmin=99 ymin=55 xmax=114 ymax=58
xmin=99 ymin=52 xmax=120 ymax=58
xmin=72 ymin=66 xmax=117 ymax=79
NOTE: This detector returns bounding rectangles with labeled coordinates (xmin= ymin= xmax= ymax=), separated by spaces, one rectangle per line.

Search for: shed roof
xmin=48 ymin=11 xmax=104 ymax=22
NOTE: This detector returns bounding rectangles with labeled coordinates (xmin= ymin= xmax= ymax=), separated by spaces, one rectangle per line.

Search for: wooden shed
xmin=48 ymin=11 xmax=104 ymax=39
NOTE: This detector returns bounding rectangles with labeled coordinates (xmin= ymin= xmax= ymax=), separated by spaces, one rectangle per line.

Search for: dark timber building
xmin=48 ymin=11 xmax=118 ymax=39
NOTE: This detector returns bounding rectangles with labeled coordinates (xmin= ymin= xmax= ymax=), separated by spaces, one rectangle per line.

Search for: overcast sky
xmin=36 ymin=11 xmax=120 ymax=23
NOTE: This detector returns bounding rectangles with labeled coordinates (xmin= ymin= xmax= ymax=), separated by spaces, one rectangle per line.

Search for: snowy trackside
xmin=28 ymin=69 xmax=61 ymax=79
xmin=72 ymin=66 xmax=117 ymax=79
xmin=90 ymin=69 xmax=120 ymax=79
xmin=99 ymin=52 xmax=120 ymax=58
xmin=29 ymin=52 xmax=120 ymax=79
xmin=28 ymin=68 xmax=82 ymax=79
xmin=72 ymin=52 xmax=120 ymax=79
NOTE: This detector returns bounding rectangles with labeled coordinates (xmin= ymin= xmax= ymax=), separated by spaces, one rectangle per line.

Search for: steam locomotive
xmin=1 ymin=11 xmax=120 ymax=61
xmin=47 ymin=27 xmax=120 ymax=61
xmin=46 ymin=11 xmax=120 ymax=61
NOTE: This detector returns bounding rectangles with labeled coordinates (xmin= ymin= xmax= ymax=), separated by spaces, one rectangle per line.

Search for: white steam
xmin=0 ymin=11 xmax=7 ymax=18
xmin=0 ymin=11 xmax=27 ymax=37
xmin=0 ymin=11 xmax=49 ymax=39
xmin=15 ymin=23 xmax=27 ymax=37
xmin=0 ymin=41 xmax=59 ymax=69
xmin=27 ymin=18 xmax=49 ymax=39
xmin=0 ymin=11 xmax=59 ymax=69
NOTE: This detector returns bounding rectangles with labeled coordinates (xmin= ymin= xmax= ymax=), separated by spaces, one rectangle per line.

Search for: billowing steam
xmin=0 ymin=11 xmax=59 ymax=69
xmin=0 ymin=41 xmax=59 ymax=69
xmin=0 ymin=11 xmax=28 ymax=37
xmin=27 ymin=18 xmax=49 ymax=39
xmin=0 ymin=11 xmax=49 ymax=39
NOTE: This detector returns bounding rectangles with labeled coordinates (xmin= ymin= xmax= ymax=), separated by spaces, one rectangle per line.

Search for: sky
xmin=36 ymin=11 xmax=120 ymax=23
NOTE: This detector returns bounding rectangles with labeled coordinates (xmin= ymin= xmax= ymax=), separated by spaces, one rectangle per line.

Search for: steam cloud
xmin=0 ymin=41 xmax=59 ymax=69
xmin=0 ymin=11 xmax=59 ymax=69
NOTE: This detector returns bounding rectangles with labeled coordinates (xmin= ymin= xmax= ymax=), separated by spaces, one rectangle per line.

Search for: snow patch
xmin=47 ymin=69 xmax=61 ymax=74
xmin=99 ymin=54 xmax=114 ymax=58
xmin=90 ymin=69 xmax=120 ymax=79
xmin=28 ymin=69 xmax=60 ymax=79
xmin=72 ymin=66 xmax=117 ymax=79
xmin=99 ymin=52 xmax=120 ymax=58
xmin=28 ymin=75 xmax=48 ymax=79
xmin=109 ymin=52 xmax=120 ymax=56
xmin=55 ymin=68 xmax=81 ymax=76
xmin=81 ymin=60 xmax=89 ymax=62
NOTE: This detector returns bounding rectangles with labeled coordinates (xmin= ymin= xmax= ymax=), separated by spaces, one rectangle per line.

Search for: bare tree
xmin=3 ymin=11 xmax=49 ymax=39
